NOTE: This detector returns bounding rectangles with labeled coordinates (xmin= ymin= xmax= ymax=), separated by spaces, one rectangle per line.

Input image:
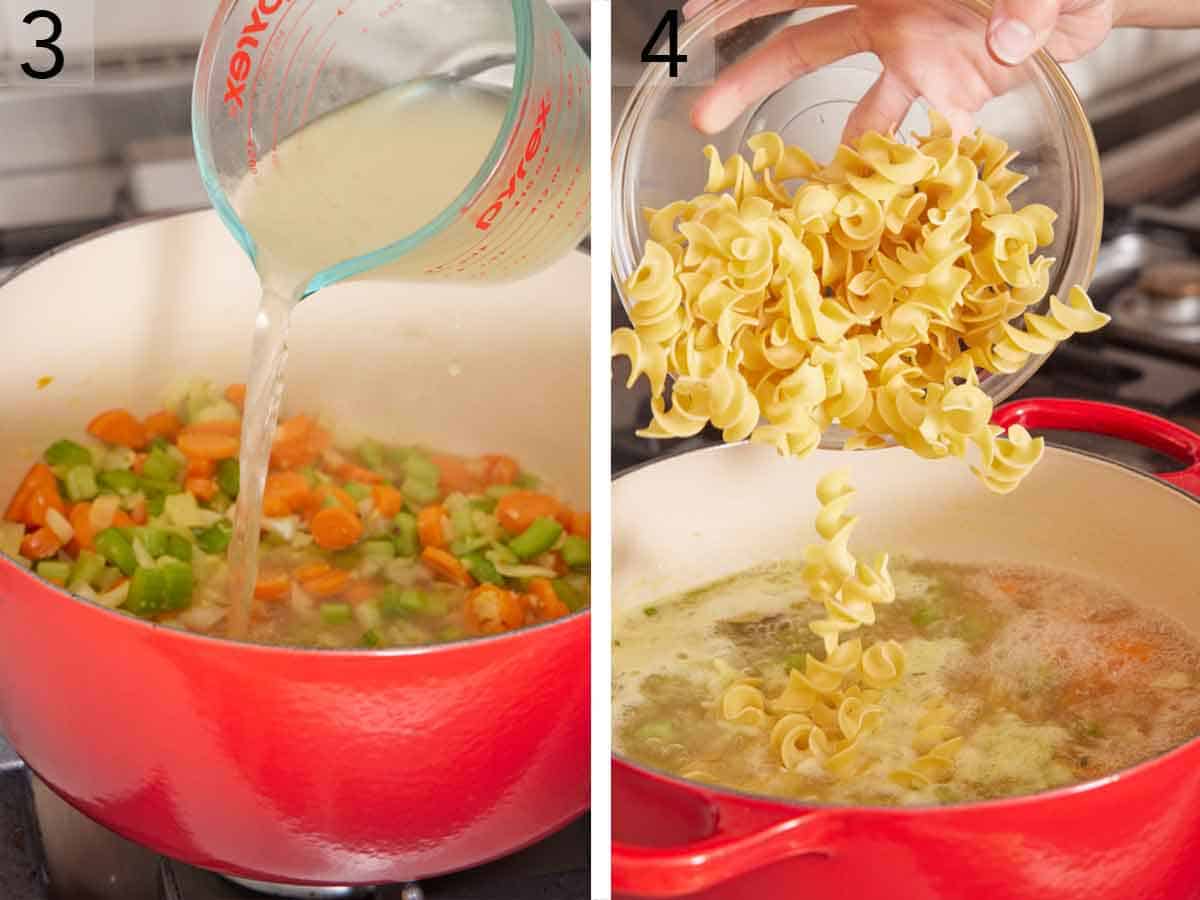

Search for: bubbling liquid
xmin=613 ymin=559 xmax=1200 ymax=806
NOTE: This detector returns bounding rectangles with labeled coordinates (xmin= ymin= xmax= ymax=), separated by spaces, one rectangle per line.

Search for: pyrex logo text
xmin=223 ymin=0 xmax=286 ymax=118
xmin=475 ymin=92 xmax=552 ymax=231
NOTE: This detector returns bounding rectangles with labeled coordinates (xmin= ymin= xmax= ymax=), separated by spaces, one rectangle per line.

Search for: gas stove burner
xmin=1110 ymin=259 xmax=1200 ymax=355
xmin=221 ymin=877 xmax=423 ymax=898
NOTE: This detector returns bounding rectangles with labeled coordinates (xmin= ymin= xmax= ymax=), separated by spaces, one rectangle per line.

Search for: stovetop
xmin=0 ymin=736 xmax=586 ymax=900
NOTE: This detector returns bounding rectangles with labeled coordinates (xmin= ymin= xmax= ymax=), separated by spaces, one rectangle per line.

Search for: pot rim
xmin=611 ymin=438 xmax=1200 ymax=815
xmin=0 ymin=209 xmax=590 ymax=659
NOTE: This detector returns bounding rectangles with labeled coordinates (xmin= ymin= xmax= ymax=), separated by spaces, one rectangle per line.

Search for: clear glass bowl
xmin=611 ymin=0 xmax=1103 ymax=446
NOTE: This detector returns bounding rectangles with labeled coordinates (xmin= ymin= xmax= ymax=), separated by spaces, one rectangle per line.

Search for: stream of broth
xmin=224 ymin=82 xmax=508 ymax=637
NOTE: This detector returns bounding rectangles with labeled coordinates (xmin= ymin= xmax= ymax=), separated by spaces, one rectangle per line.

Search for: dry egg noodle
xmin=611 ymin=114 xmax=1111 ymax=491
xmin=613 ymin=550 xmax=1200 ymax=806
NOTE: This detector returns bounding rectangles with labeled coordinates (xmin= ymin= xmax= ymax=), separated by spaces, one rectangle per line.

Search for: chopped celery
xmin=36 ymin=560 xmax=71 ymax=585
xmin=404 ymin=452 xmax=440 ymax=484
xmin=165 ymin=532 xmax=193 ymax=562
xmin=343 ymin=481 xmax=372 ymax=502
xmin=69 ymin=550 xmax=105 ymax=590
xmin=139 ymin=477 xmax=182 ymax=496
xmin=383 ymin=445 xmax=412 ymax=466
xmin=379 ymin=586 xmax=426 ymax=617
xmin=195 ymin=520 xmax=232 ymax=554
xmin=358 ymin=439 xmax=386 ymax=472
xmin=552 ymin=578 xmax=586 ymax=612
xmin=98 ymin=469 xmax=138 ymax=495
xmin=635 ymin=720 xmax=674 ymax=741
xmin=191 ymin=399 xmax=240 ymax=424
xmin=164 ymin=493 xmax=221 ymax=528
xmin=392 ymin=512 xmax=418 ymax=557
xmin=449 ymin=536 xmax=490 ymax=557
xmin=424 ymin=592 xmax=450 ymax=617
xmin=320 ymin=602 xmax=352 ymax=625
xmin=361 ymin=628 xmax=382 ymax=648
xmin=159 ymin=559 xmax=193 ymax=609
xmin=331 ymin=549 xmax=362 ymax=570
xmin=124 ymin=567 xmax=166 ymax=616
xmin=560 ymin=535 xmax=590 ymax=570
xmin=437 ymin=625 xmax=463 ymax=642
xmin=513 ymin=472 xmax=540 ymax=490
xmin=401 ymin=475 xmax=440 ymax=507
xmin=147 ymin=436 xmax=171 ymax=453
xmin=136 ymin=527 xmax=168 ymax=559
xmin=508 ymin=517 xmax=563 ymax=561
xmin=141 ymin=450 xmax=179 ymax=483
xmin=95 ymin=527 xmax=137 ymax=576
xmin=94 ymin=565 xmax=123 ymax=592
xmin=361 ymin=540 xmax=395 ymax=560
xmin=910 ymin=603 xmax=943 ymax=629
xmin=462 ymin=552 xmax=505 ymax=586
xmin=215 ymin=458 xmax=240 ymax=498
xmin=469 ymin=495 xmax=498 ymax=514
xmin=146 ymin=493 xmax=166 ymax=517
xmin=209 ymin=492 xmax=232 ymax=514
xmin=44 ymin=439 xmax=92 ymax=468
xmin=64 ymin=465 xmax=99 ymax=502
xmin=450 ymin=505 xmax=475 ymax=539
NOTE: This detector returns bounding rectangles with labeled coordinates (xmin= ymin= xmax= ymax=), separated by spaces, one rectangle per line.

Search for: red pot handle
xmin=992 ymin=398 xmax=1200 ymax=497
xmin=611 ymin=809 xmax=839 ymax=897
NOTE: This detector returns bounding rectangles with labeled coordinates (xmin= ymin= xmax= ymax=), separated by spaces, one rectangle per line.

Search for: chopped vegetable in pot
xmin=1 ymin=379 xmax=590 ymax=648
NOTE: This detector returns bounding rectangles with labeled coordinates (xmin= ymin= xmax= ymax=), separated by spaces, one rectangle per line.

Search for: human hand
xmin=686 ymin=0 xmax=1118 ymax=139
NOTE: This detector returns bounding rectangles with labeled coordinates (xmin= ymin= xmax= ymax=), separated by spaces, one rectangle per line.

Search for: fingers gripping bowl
xmin=0 ymin=211 xmax=589 ymax=885
xmin=611 ymin=0 xmax=1104 ymax=442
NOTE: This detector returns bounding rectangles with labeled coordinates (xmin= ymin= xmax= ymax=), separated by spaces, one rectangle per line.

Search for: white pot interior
xmin=0 ymin=210 xmax=589 ymax=508
xmin=613 ymin=443 xmax=1200 ymax=630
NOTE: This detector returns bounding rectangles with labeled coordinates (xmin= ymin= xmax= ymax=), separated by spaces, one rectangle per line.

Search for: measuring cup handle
xmin=992 ymin=398 xmax=1200 ymax=497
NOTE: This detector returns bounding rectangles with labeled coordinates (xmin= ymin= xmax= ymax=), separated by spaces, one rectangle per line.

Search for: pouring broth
xmin=614 ymin=558 xmax=1200 ymax=805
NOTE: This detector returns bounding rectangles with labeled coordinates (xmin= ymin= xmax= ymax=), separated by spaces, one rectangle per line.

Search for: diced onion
xmin=96 ymin=582 xmax=129 ymax=608
xmin=132 ymin=538 xmax=155 ymax=569
xmin=90 ymin=494 xmax=120 ymax=531
xmin=45 ymin=507 xmax=74 ymax=544
xmin=262 ymin=516 xmax=298 ymax=541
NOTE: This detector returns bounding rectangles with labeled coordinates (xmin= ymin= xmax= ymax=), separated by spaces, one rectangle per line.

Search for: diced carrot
xmin=143 ymin=409 xmax=182 ymax=441
xmin=4 ymin=463 xmax=59 ymax=525
xmin=529 ymin=577 xmax=570 ymax=620
xmin=185 ymin=477 xmax=218 ymax=502
xmin=129 ymin=496 xmax=148 ymax=525
xmin=417 ymin=505 xmax=446 ymax=549
xmin=995 ymin=578 xmax=1023 ymax=596
xmin=24 ymin=482 xmax=67 ymax=529
xmin=20 ymin=526 xmax=62 ymax=560
xmin=565 ymin=509 xmax=590 ymax=538
xmin=111 ymin=510 xmax=136 ymax=528
xmin=87 ymin=409 xmax=147 ymax=449
xmin=131 ymin=453 xmax=147 ymax=476
xmin=254 ymin=572 xmax=291 ymax=601
xmin=310 ymin=506 xmax=363 ymax=550
xmin=304 ymin=485 xmax=356 ymax=519
xmin=301 ymin=568 xmax=351 ymax=598
xmin=496 ymin=491 xmax=561 ymax=535
xmin=295 ymin=561 xmax=332 ymax=582
xmin=430 ymin=454 xmax=481 ymax=494
xmin=371 ymin=484 xmax=404 ymax=518
xmin=335 ymin=462 xmax=384 ymax=484
xmin=186 ymin=457 xmax=216 ymax=478
xmin=464 ymin=584 xmax=524 ymax=634
xmin=264 ymin=471 xmax=311 ymax=512
xmin=1110 ymin=638 xmax=1154 ymax=663
xmin=261 ymin=493 xmax=292 ymax=517
xmin=68 ymin=502 xmax=96 ymax=552
xmin=343 ymin=579 xmax=381 ymax=604
xmin=186 ymin=419 xmax=241 ymax=436
xmin=271 ymin=415 xmax=328 ymax=470
xmin=421 ymin=546 xmax=475 ymax=588
xmin=225 ymin=383 xmax=247 ymax=410
xmin=481 ymin=454 xmax=519 ymax=486
xmin=177 ymin=428 xmax=239 ymax=461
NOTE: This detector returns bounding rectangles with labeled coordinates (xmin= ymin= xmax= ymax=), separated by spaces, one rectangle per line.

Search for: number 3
xmin=21 ymin=9 xmax=65 ymax=81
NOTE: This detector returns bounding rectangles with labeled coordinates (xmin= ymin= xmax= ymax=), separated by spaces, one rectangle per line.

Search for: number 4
xmin=641 ymin=9 xmax=687 ymax=78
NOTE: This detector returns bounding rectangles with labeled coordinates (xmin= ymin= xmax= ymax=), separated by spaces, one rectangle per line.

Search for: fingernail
xmin=990 ymin=18 xmax=1035 ymax=65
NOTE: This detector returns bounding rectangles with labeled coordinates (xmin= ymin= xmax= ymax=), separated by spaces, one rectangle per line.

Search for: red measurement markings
xmin=243 ymin=0 xmax=304 ymax=170
xmin=271 ymin=0 xmax=318 ymax=153
xmin=224 ymin=0 xmax=288 ymax=119
xmin=292 ymin=0 xmax=350 ymax=131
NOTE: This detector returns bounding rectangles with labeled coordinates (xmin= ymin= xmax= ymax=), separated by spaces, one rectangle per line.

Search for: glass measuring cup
xmin=193 ymin=0 xmax=590 ymax=296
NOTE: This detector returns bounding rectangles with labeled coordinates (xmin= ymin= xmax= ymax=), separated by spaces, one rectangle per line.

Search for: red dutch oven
xmin=0 ymin=211 xmax=590 ymax=886
xmin=612 ymin=398 xmax=1200 ymax=900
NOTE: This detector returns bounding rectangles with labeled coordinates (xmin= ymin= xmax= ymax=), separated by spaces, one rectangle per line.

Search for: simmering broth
xmin=614 ymin=559 xmax=1200 ymax=805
